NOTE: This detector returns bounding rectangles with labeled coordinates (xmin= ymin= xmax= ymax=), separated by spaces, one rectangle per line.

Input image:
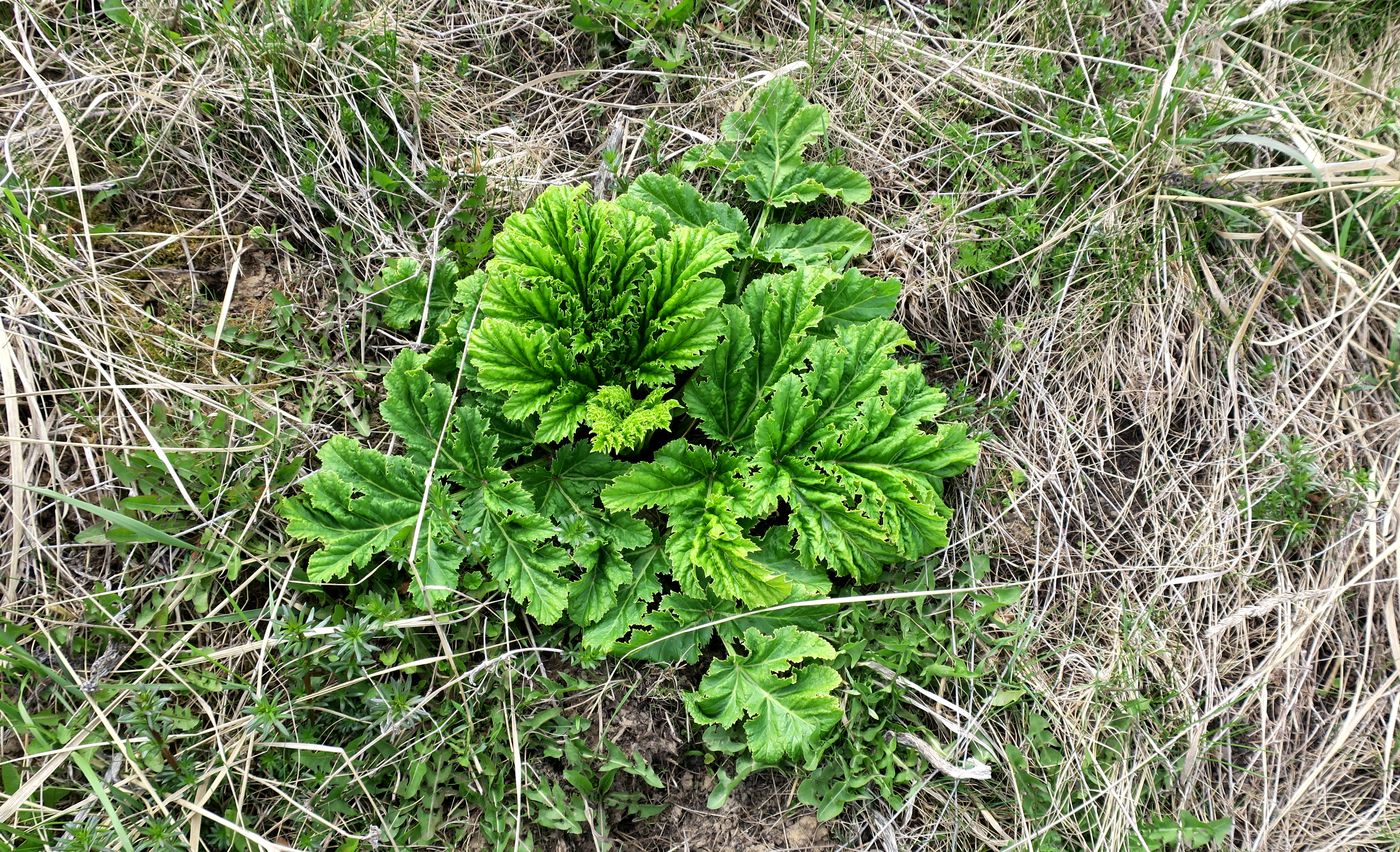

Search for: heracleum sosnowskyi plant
xmin=280 ymin=77 xmax=980 ymax=765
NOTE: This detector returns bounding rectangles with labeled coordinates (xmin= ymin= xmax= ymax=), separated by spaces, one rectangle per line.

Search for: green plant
xmin=281 ymin=78 xmax=979 ymax=765
xmin=570 ymin=0 xmax=702 ymax=71
xmin=570 ymin=0 xmax=699 ymax=36
xmin=1241 ymin=430 xmax=1364 ymax=551
xmin=367 ymin=174 xmax=497 ymax=337
xmin=1135 ymin=812 xmax=1233 ymax=850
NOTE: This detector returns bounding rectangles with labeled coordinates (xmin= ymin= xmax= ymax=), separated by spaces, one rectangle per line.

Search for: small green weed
xmin=1241 ymin=430 xmax=1370 ymax=552
xmin=570 ymin=0 xmax=703 ymax=71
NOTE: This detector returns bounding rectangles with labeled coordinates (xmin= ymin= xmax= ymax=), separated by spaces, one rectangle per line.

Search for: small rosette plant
xmin=281 ymin=78 xmax=979 ymax=764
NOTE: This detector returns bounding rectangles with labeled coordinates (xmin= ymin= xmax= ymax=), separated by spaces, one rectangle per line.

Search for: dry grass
xmin=2 ymin=0 xmax=1398 ymax=848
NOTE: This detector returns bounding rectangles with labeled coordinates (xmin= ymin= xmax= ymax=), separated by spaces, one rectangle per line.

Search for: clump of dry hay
xmin=829 ymin=5 xmax=1400 ymax=848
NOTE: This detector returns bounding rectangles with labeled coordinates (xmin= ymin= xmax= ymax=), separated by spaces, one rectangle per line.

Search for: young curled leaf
xmin=469 ymin=185 xmax=737 ymax=449
xmin=585 ymin=386 xmax=678 ymax=454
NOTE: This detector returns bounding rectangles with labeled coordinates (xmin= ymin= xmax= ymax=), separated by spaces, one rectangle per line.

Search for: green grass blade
xmin=19 ymin=484 xmax=203 ymax=552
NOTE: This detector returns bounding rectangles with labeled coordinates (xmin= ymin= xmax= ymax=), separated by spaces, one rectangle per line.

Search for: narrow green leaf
xmin=24 ymin=484 xmax=201 ymax=552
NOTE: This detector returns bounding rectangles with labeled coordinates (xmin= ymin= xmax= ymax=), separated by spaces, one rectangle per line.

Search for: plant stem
xmin=806 ymin=0 xmax=818 ymax=80
xmin=735 ymin=204 xmax=772 ymax=289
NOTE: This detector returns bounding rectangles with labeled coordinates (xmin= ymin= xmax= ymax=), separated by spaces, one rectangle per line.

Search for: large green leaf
xmin=782 ymin=463 xmax=899 ymax=581
xmin=620 ymin=173 xmax=750 ymax=241
xmin=280 ymin=437 xmax=466 ymax=605
xmin=686 ymin=626 xmax=841 ymax=763
xmin=601 ymin=439 xmax=740 ymax=512
xmin=515 ymin=441 xmax=624 ymax=518
xmin=685 ymin=268 xmax=827 ymax=447
xmin=482 ymin=507 xmax=571 ymax=624
xmin=566 ymin=539 xmax=634 ymax=626
xmin=752 ymin=217 xmax=872 ymax=267
xmin=581 ymin=547 xmax=665 ymax=653
xmin=810 ymin=366 xmax=978 ymax=555
xmin=603 ymin=441 xmax=789 ymax=606
xmin=663 ymin=496 xmax=782 ymax=605
xmin=381 ymin=351 xmax=453 ymax=466
xmin=745 ymin=331 xmax=980 ymax=578
xmin=617 ymin=592 xmax=716 ymax=664
xmin=799 ymin=320 xmax=910 ymax=439
xmin=470 ymin=318 xmax=559 ymax=421
xmin=814 ymin=268 xmax=902 ymax=333
xmin=282 ymin=407 xmax=576 ymax=619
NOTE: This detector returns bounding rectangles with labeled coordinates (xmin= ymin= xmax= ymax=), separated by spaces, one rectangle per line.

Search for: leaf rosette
xmin=282 ymin=79 xmax=981 ymax=768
